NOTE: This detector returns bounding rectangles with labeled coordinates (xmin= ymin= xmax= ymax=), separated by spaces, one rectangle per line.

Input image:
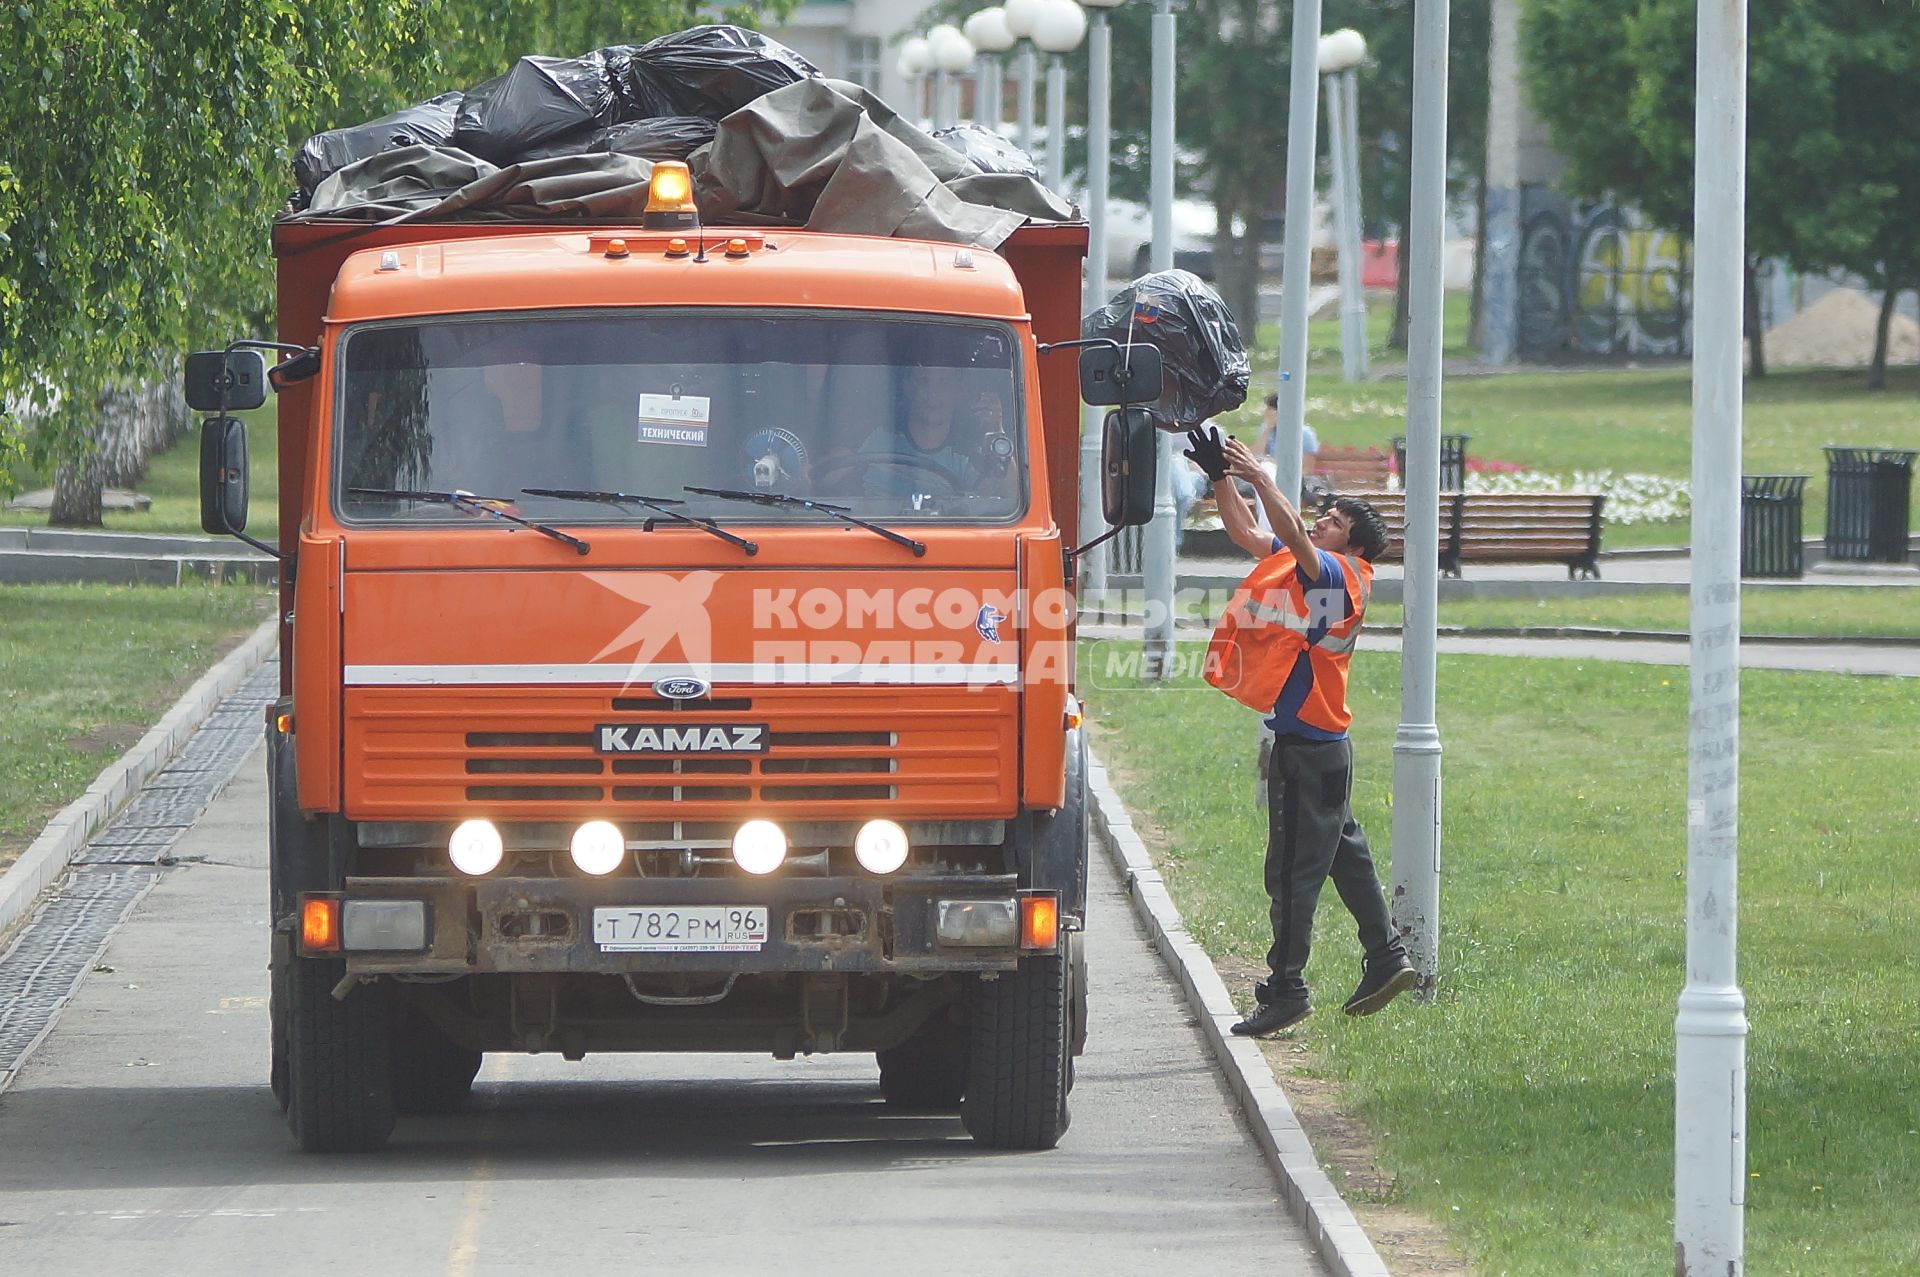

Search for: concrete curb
xmin=0 ymin=618 xmax=278 ymax=945
xmin=1085 ymin=750 xmax=1392 ymax=1277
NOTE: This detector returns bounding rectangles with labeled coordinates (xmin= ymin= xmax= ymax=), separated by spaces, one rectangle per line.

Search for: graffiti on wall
xmin=1516 ymin=188 xmax=1692 ymax=358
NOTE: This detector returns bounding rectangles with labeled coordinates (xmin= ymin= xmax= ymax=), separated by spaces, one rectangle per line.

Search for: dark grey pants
xmin=1261 ymin=734 xmax=1403 ymax=1002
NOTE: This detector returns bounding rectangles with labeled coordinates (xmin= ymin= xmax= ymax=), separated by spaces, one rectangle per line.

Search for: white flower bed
xmin=1467 ymin=470 xmax=1690 ymax=524
xmin=1381 ymin=469 xmax=1690 ymax=524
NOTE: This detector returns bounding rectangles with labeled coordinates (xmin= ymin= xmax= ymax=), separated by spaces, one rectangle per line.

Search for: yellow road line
xmin=446 ymin=1054 xmax=511 ymax=1277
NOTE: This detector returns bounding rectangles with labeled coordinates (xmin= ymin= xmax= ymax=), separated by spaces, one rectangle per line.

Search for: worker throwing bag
xmin=1183 ymin=426 xmax=1416 ymax=1036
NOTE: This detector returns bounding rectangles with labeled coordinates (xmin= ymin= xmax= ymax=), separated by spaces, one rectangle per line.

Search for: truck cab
xmin=193 ymin=201 xmax=1159 ymax=1154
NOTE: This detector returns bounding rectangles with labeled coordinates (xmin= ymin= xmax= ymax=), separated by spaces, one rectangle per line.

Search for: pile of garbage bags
xmin=1083 ymin=270 xmax=1251 ymax=430
xmin=286 ymin=25 xmax=1075 ymax=248
xmin=293 ymin=27 xmax=810 ymax=197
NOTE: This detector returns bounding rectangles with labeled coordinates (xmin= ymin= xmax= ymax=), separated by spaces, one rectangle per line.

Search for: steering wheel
xmin=811 ymin=451 xmax=968 ymax=496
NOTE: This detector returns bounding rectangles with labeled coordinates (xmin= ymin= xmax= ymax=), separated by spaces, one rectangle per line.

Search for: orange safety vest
xmin=1205 ymin=547 xmax=1374 ymax=734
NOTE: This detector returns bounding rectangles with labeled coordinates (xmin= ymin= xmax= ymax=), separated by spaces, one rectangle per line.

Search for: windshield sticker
xmin=638 ymin=393 xmax=711 ymax=447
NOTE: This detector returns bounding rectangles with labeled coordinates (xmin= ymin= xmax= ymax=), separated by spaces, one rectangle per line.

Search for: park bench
xmin=1449 ymin=491 xmax=1605 ymax=579
xmin=1338 ymin=490 xmax=1606 ymax=579
xmin=1312 ymin=445 xmax=1395 ymax=494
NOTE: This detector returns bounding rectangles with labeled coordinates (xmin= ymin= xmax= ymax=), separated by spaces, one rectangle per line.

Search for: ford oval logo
xmin=652 ymin=676 xmax=710 ymax=701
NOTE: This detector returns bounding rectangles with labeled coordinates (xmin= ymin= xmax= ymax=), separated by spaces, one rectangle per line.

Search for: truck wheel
xmin=961 ymin=954 xmax=1072 ymax=1149
xmin=876 ymin=1012 xmax=967 ymax=1110
xmin=287 ymin=957 xmax=396 ymax=1153
xmin=1067 ymin=932 xmax=1089 ymax=1094
xmin=389 ymin=1004 xmax=482 ymax=1116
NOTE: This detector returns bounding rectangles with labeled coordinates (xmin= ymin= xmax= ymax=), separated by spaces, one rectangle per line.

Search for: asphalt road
xmin=0 ymin=746 xmax=1324 ymax=1276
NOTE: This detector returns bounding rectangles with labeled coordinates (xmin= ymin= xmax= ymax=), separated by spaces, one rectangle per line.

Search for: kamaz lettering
xmin=596 ymin=723 xmax=768 ymax=754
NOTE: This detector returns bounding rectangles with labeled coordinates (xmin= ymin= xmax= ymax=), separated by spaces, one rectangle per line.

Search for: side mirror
xmin=1079 ymin=343 xmax=1164 ymax=407
xmin=199 ymin=416 xmax=249 ymax=536
xmin=184 ymin=349 xmax=268 ymax=413
xmin=1101 ymin=408 xmax=1158 ymax=528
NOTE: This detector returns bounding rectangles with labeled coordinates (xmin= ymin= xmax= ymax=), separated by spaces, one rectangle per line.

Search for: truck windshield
xmin=334 ymin=311 xmax=1025 ymax=525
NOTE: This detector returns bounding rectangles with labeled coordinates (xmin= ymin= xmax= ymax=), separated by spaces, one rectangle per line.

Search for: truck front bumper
xmin=326 ymin=873 xmax=1032 ymax=976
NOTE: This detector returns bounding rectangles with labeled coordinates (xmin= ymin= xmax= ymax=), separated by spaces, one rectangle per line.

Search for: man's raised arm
xmin=1223 ymin=435 xmax=1319 ymax=579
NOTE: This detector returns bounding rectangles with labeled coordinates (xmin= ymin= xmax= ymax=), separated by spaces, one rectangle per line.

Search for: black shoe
xmin=1231 ymin=996 xmax=1312 ymax=1037
xmin=1342 ymin=956 xmax=1417 ymax=1016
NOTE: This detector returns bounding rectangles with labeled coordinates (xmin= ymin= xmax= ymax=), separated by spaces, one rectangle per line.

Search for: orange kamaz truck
xmin=186 ymin=162 xmax=1163 ymax=1153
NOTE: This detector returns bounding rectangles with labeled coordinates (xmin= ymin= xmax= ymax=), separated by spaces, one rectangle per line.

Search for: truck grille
xmin=344 ymin=685 xmax=1015 ymax=820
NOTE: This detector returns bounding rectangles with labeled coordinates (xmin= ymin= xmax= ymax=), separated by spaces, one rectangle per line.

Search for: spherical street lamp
xmin=898 ymin=36 xmax=932 ymax=127
xmin=1317 ymin=27 xmax=1369 ymax=382
xmin=965 ymin=7 xmax=1017 ymax=131
xmin=1003 ymin=0 xmax=1044 ymax=39
xmin=1031 ymin=0 xmax=1087 ymax=192
xmin=1317 ymin=27 xmax=1367 ymax=74
xmin=1003 ymin=0 xmax=1045 ymax=150
xmin=1032 ymin=0 xmax=1088 ymax=51
xmin=964 ymin=7 xmax=1015 ymax=53
xmin=927 ymin=25 xmax=975 ymax=129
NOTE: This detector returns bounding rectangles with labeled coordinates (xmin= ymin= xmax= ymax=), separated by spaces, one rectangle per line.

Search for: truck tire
xmin=961 ymin=954 xmax=1072 ymax=1149
xmin=389 ymin=1004 xmax=482 ymax=1116
xmin=876 ymin=1012 xmax=967 ymax=1110
xmin=287 ymin=957 xmax=396 ymax=1153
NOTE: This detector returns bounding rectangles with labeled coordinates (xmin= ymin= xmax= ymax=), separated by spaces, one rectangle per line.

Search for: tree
xmin=1091 ymin=0 xmax=1487 ymax=352
xmin=1522 ymin=0 xmax=1920 ymax=386
xmin=0 ymin=0 xmax=789 ymax=519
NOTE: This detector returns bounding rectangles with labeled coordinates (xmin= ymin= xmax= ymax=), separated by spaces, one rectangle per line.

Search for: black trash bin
xmin=1392 ymin=433 xmax=1471 ymax=491
xmin=1741 ymin=475 xmax=1808 ymax=578
xmin=1824 ymin=447 xmax=1916 ymax=563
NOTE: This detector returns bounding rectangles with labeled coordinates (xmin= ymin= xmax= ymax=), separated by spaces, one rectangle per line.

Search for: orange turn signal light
xmin=1019 ymin=894 xmax=1060 ymax=951
xmin=301 ymin=896 xmax=341 ymax=952
xmin=275 ymin=712 xmax=293 ymax=735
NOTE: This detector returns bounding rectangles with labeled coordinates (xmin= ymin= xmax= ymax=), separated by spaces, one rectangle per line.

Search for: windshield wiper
xmin=683 ymin=486 xmax=926 ymax=557
xmin=521 ymin=488 xmax=758 ymax=556
xmin=347 ymin=488 xmax=590 ymax=556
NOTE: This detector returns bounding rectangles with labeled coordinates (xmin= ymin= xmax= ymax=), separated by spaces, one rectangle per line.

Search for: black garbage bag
xmin=294 ymin=92 xmax=462 ymax=199
xmin=453 ymin=51 xmax=620 ymax=164
xmin=932 ymin=124 xmax=1040 ymax=179
xmin=593 ymin=116 xmax=718 ymax=162
xmin=620 ymin=25 xmax=819 ymax=121
xmin=1083 ymin=270 xmax=1250 ymax=429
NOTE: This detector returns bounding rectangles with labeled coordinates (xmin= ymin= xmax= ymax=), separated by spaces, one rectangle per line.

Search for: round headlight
xmin=854 ymin=819 xmax=910 ymax=874
xmin=449 ymin=819 xmax=504 ymax=876
xmin=570 ymin=820 xmax=626 ymax=876
xmin=732 ymin=820 xmax=787 ymax=875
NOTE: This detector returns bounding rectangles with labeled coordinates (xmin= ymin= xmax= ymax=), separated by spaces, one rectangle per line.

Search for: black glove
xmin=1183 ymin=426 xmax=1231 ymax=482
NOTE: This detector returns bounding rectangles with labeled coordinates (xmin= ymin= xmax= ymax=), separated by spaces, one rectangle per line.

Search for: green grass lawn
xmin=1361 ymin=588 xmax=1920 ymax=640
xmin=1084 ymin=641 xmax=1920 ymax=1276
xmin=1 ymin=405 xmax=279 ymax=540
xmin=0 ymin=583 xmax=273 ymax=872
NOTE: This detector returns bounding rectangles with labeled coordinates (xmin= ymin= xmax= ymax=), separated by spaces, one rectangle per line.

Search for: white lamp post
xmin=1142 ymin=0 xmax=1177 ymax=680
xmin=1077 ymin=0 xmax=1126 ymax=596
xmin=1318 ymin=28 xmax=1369 ymax=383
xmin=898 ymin=37 xmax=932 ymax=129
xmin=928 ymin=25 xmax=975 ymax=130
xmin=1003 ymin=0 xmax=1044 ymax=153
xmin=1032 ymin=0 xmax=1086 ymax=192
xmin=965 ymin=8 xmax=1016 ymax=132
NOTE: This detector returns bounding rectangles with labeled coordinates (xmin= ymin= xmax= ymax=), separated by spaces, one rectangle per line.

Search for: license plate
xmin=592 ymin=905 xmax=769 ymax=953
